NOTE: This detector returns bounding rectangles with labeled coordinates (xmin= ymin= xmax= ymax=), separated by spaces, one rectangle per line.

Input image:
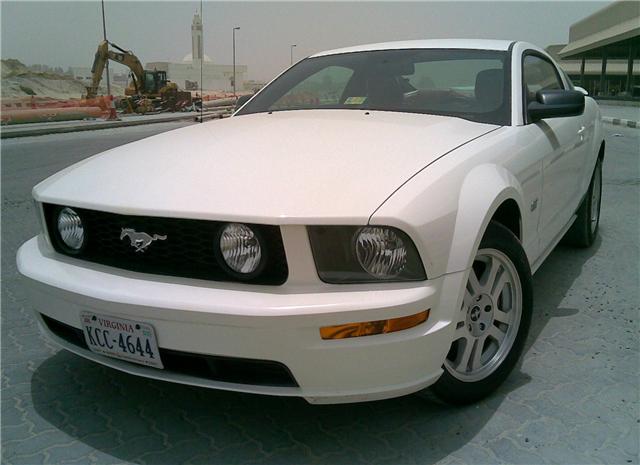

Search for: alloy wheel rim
xmin=444 ymin=248 xmax=522 ymax=382
xmin=590 ymin=163 xmax=601 ymax=234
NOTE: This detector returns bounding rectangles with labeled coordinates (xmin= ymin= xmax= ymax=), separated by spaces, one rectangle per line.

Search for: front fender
xmin=369 ymin=158 xmax=527 ymax=280
xmin=369 ymin=159 xmax=527 ymax=335
xmin=446 ymin=164 xmax=526 ymax=273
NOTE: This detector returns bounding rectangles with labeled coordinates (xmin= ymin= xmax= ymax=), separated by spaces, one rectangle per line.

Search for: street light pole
xmin=290 ymin=44 xmax=297 ymax=65
xmin=233 ymin=26 xmax=240 ymax=98
xmin=200 ymin=0 xmax=203 ymax=122
xmin=100 ymin=0 xmax=111 ymax=96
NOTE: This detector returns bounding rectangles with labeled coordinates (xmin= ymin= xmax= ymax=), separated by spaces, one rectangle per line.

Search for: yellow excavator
xmin=86 ymin=40 xmax=192 ymax=113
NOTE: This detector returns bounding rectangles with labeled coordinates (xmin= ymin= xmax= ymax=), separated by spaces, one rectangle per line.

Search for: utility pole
xmin=233 ymin=27 xmax=240 ymax=98
xmin=200 ymin=0 xmax=203 ymax=122
xmin=101 ymin=0 xmax=111 ymax=96
xmin=290 ymin=44 xmax=297 ymax=65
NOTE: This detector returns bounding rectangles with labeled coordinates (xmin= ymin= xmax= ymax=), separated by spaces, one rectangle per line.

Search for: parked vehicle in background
xmin=18 ymin=39 xmax=603 ymax=404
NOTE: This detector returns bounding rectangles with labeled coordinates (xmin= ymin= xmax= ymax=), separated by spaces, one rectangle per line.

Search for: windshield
xmin=237 ymin=48 xmax=511 ymax=125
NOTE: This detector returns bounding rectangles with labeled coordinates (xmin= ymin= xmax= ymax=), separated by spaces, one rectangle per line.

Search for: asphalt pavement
xmin=0 ymin=111 xmax=229 ymax=139
xmin=599 ymin=105 xmax=640 ymax=123
xmin=1 ymin=121 xmax=638 ymax=465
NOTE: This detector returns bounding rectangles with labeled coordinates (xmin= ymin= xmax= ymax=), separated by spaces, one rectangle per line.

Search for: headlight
xmin=219 ymin=223 xmax=263 ymax=275
xmin=308 ymin=226 xmax=426 ymax=283
xmin=355 ymin=227 xmax=407 ymax=278
xmin=56 ymin=207 xmax=85 ymax=251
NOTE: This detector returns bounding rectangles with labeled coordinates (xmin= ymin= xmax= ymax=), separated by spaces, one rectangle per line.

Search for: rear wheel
xmin=563 ymin=159 xmax=602 ymax=248
xmin=431 ymin=221 xmax=532 ymax=405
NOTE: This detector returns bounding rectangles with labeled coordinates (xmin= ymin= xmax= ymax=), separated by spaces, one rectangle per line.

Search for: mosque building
xmin=146 ymin=13 xmax=248 ymax=92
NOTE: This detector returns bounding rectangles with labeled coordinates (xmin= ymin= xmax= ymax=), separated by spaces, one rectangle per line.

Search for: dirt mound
xmin=2 ymin=75 xmax=87 ymax=99
xmin=1 ymin=58 xmax=30 ymax=79
xmin=1 ymin=59 xmax=124 ymax=99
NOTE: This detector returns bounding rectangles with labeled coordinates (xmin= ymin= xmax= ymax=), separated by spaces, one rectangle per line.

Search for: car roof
xmin=311 ymin=39 xmax=516 ymax=57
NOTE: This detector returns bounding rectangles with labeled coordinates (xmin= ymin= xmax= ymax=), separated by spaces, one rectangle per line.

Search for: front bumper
xmin=17 ymin=235 xmax=466 ymax=404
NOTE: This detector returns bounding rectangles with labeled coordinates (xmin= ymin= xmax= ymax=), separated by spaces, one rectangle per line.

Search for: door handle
xmin=577 ymin=126 xmax=586 ymax=143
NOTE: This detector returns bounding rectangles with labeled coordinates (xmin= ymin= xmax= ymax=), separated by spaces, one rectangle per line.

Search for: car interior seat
xmin=475 ymin=69 xmax=504 ymax=112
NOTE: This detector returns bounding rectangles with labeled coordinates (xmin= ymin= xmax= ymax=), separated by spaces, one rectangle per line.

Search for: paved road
xmin=1 ymin=111 xmax=230 ymax=139
xmin=599 ymin=105 xmax=640 ymax=123
xmin=2 ymin=122 xmax=639 ymax=465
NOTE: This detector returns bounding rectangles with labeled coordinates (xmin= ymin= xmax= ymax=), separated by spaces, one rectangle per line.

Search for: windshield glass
xmin=237 ymin=48 xmax=511 ymax=125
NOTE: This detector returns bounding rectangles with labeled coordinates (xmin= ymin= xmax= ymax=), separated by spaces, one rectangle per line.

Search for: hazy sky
xmin=1 ymin=1 xmax=610 ymax=82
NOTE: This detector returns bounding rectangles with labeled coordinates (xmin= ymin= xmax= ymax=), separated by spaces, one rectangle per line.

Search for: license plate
xmin=80 ymin=312 xmax=163 ymax=369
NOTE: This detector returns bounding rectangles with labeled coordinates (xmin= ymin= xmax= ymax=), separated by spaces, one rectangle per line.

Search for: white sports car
xmin=17 ymin=39 xmax=604 ymax=405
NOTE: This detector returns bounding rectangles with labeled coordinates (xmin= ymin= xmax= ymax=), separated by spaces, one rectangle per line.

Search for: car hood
xmin=34 ymin=110 xmax=497 ymax=224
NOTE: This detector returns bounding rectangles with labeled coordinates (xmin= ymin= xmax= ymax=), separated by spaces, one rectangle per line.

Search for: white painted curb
xmin=602 ymin=116 xmax=639 ymax=129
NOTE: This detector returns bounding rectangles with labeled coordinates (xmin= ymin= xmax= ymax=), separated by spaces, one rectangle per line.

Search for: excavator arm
xmin=86 ymin=40 xmax=146 ymax=98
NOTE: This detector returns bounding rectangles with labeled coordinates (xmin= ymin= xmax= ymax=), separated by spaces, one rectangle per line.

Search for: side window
xmin=144 ymin=72 xmax=156 ymax=92
xmin=523 ymin=54 xmax=563 ymax=103
xmin=270 ymin=66 xmax=353 ymax=110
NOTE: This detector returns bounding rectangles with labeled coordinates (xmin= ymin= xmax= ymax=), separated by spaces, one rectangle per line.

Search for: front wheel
xmin=431 ymin=221 xmax=533 ymax=405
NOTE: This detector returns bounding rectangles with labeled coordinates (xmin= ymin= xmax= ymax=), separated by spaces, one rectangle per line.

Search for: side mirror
xmin=528 ymin=89 xmax=585 ymax=122
xmin=234 ymin=94 xmax=252 ymax=112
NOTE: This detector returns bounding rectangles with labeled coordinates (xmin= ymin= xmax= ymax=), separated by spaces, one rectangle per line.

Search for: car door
xmin=522 ymin=52 xmax=586 ymax=250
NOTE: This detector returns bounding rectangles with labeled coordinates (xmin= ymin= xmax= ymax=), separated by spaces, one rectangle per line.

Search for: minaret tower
xmin=191 ymin=12 xmax=203 ymax=61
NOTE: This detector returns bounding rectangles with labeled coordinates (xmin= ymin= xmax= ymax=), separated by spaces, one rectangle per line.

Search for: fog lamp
xmin=56 ymin=207 xmax=84 ymax=251
xmin=219 ymin=223 xmax=262 ymax=275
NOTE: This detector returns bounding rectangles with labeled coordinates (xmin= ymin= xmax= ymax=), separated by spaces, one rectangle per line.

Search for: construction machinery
xmin=86 ymin=40 xmax=192 ymax=113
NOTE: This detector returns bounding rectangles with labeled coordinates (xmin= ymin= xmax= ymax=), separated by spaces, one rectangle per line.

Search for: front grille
xmin=41 ymin=315 xmax=299 ymax=388
xmin=43 ymin=204 xmax=288 ymax=285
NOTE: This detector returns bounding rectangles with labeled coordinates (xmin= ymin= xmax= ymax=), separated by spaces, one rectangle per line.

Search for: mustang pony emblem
xmin=120 ymin=228 xmax=167 ymax=253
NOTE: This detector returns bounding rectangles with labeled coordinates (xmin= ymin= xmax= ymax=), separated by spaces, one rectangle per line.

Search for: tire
xmin=431 ymin=221 xmax=533 ymax=405
xmin=563 ymin=159 xmax=603 ymax=248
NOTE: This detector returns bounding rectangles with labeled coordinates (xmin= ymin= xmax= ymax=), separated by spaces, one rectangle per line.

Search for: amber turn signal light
xmin=320 ymin=310 xmax=429 ymax=340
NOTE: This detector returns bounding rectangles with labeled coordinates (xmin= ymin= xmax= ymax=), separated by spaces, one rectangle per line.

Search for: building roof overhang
xmin=559 ymin=1 xmax=640 ymax=59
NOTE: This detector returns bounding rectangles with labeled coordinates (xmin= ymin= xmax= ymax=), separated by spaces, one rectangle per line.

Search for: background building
xmin=146 ymin=13 xmax=248 ymax=92
xmin=552 ymin=0 xmax=639 ymax=99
